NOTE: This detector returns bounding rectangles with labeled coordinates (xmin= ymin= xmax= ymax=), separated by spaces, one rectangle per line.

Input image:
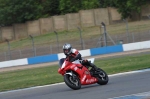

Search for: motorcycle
xmin=58 ymin=58 xmax=109 ymax=90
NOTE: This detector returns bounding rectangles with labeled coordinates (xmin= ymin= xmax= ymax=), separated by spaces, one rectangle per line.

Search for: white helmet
xmin=63 ymin=43 xmax=72 ymax=55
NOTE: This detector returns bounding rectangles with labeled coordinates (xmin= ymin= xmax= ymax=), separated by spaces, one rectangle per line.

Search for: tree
xmin=101 ymin=0 xmax=150 ymax=19
xmin=0 ymin=0 xmax=43 ymax=26
xmin=59 ymin=0 xmax=100 ymax=14
xmin=59 ymin=0 xmax=82 ymax=14
xmin=81 ymin=0 xmax=99 ymax=10
xmin=41 ymin=0 xmax=60 ymax=16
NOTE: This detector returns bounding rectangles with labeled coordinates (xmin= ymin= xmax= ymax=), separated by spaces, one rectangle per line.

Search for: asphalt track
xmin=0 ymin=69 xmax=150 ymax=99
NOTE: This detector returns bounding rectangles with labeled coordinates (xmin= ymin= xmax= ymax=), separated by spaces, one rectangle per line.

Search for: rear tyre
xmin=64 ymin=74 xmax=81 ymax=90
xmin=96 ymin=68 xmax=109 ymax=85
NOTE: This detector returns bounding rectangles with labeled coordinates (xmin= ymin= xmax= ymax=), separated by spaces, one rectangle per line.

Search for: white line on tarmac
xmin=108 ymin=91 xmax=150 ymax=99
xmin=0 ymin=68 xmax=150 ymax=95
xmin=0 ymin=82 xmax=65 ymax=95
xmin=109 ymin=68 xmax=150 ymax=77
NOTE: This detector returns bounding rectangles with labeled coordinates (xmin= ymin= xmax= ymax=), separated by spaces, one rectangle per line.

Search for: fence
xmin=0 ymin=20 xmax=150 ymax=62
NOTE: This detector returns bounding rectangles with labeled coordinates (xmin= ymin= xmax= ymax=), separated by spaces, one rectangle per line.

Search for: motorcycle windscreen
xmin=72 ymin=60 xmax=81 ymax=64
xmin=61 ymin=61 xmax=67 ymax=69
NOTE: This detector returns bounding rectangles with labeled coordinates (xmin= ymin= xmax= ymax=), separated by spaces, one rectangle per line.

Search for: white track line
xmin=109 ymin=68 xmax=150 ymax=77
xmin=0 ymin=68 xmax=150 ymax=94
xmin=109 ymin=91 xmax=150 ymax=99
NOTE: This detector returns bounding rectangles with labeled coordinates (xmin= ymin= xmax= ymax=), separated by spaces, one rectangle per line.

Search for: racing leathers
xmin=59 ymin=48 xmax=82 ymax=67
xmin=59 ymin=49 xmax=98 ymax=70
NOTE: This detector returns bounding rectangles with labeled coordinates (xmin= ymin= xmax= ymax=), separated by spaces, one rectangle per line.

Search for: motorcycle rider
xmin=59 ymin=43 xmax=99 ymax=70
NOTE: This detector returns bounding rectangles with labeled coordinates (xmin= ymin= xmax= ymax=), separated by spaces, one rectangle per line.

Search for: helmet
xmin=63 ymin=43 xmax=72 ymax=55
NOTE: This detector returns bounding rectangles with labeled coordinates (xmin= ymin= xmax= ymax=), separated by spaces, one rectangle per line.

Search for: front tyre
xmin=96 ymin=68 xmax=109 ymax=85
xmin=64 ymin=73 xmax=81 ymax=90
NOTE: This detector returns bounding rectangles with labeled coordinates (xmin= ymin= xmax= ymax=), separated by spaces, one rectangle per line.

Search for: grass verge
xmin=0 ymin=54 xmax=150 ymax=92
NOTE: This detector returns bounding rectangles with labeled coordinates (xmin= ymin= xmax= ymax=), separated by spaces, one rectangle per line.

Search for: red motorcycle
xmin=58 ymin=58 xmax=109 ymax=90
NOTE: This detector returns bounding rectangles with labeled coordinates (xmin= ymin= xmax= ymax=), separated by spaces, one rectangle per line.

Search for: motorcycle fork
xmin=66 ymin=71 xmax=77 ymax=80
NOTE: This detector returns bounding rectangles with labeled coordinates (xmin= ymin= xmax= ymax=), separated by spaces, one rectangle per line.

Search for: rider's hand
xmin=70 ymin=58 xmax=75 ymax=62
xmin=83 ymin=59 xmax=88 ymax=63
xmin=82 ymin=59 xmax=89 ymax=65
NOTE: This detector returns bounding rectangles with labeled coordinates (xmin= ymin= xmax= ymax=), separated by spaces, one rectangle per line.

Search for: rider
xmin=59 ymin=43 xmax=98 ymax=70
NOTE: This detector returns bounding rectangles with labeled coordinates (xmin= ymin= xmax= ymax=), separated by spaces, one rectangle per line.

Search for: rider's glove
xmin=70 ymin=58 xmax=76 ymax=62
xmin=82 ymin=59 xmax=89 ymax=65
xmin=83 ymin=59 xmax=88 ymax=63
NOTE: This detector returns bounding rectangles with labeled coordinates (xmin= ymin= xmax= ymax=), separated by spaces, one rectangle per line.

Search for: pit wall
xmin=0 ymin=40 xmax=150 ymax=68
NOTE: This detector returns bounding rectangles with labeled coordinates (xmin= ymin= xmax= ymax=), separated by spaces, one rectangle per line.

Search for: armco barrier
xmin=0 ymin=58 xmax=28 ymax=68
xmin=123 ymin=41 xmax=150 ymax=51
xmin=90 ymin=45 xmax=123 ymax=56
xmin=0 ymin=40 xmax=150 ymax=68
xmin=28 ymin=54 xmax=58 ymax=65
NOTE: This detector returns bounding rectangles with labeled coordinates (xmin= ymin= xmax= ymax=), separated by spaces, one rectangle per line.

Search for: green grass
xmin=0 ymin=54 xmax=150 ymax=92
xmin=96 ymin=54 xmax=150 ymax=74
xmin=0 ymin=66 xmax=62 ymax=92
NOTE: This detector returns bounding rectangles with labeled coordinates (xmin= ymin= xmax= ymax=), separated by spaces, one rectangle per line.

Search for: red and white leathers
xmin=59 ymin=48 xmax=82 ymax=67
xmin=66 ymin=48 xmax=82 ymax=62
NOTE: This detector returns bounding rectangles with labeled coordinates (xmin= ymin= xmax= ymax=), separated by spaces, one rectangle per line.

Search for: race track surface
xmin=0 ymin=69 xmax=150 ymax=99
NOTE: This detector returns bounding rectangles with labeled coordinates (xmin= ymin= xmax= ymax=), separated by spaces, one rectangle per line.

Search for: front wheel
xmin=96 ymin=68 xmax=109 ymax=85
xmin=64 ymin=73 xmax=81 ymax=90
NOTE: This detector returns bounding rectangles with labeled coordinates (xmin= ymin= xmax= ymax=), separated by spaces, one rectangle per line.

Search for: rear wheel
xmin=96 ymin=68 xmax=109 ymax=85
xmin=64 ymin=73 xmax=81 ymax=90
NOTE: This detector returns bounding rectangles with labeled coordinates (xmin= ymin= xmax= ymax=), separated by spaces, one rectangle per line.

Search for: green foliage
xmin=102 ymin=0 xmax=150 ymax=19
xmin=59 ymin=0 xmax=82 ymax=14
xmin=0 ymin=0 xmax=150 ymax=26
xmin=126 ymin=0 xmax=149 ymax=12
xmin=0 ymin=0 xmax=43 ymax=26
xmin=41 ymin=0 xmax=60 ymax=16
xmin=81 ymin=0 xmax=99 ymax=10
xmin=59 ymin=0 xmax=100 ymax=14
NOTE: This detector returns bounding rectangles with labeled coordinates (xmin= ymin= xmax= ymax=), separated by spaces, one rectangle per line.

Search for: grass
xmin=0 ymin=54 xmax=150 ymax=92
xmin=0 ymin=20 xmax=150 ymax=52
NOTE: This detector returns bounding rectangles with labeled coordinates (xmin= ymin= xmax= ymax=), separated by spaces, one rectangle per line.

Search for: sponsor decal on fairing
xmin=82 ymin=75 xmax=86 ymax=82
xmin=86 ymin=78 xmax=96 ymax=83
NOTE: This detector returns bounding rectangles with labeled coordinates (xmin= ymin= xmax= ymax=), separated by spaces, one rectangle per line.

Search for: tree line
xmin=0 ymin=0 xmax=149 ymax=26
